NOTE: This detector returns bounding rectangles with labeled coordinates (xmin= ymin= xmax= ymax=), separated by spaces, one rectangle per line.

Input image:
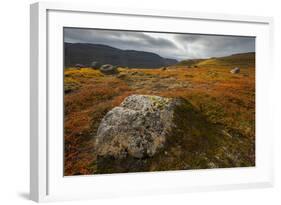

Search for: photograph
xmin=63 ymin=28 xmax=255 ymax=176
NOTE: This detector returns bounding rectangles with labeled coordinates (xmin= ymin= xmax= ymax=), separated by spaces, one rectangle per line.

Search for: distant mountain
xmin=164 ymin=58 xmax=178 ymax=66
xmin=176 ymin=52 xmax=255 ymax=69
xmin=64 ymin=43 xmax=178 ymax=68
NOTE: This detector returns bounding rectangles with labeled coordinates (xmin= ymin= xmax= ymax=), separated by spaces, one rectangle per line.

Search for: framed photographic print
xmin=30 ymin=1 xmax=274 ymax=202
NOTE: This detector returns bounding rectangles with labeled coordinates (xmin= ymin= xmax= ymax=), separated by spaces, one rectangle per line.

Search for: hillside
xmin=177 ymin=52 xmax=255 ymax=69
xmin=64 ymin=43 xmax=178 ymax=68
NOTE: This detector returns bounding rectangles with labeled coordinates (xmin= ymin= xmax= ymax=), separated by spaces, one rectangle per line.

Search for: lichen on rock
xmin=95 ymin=95 xmax=176 ymax=159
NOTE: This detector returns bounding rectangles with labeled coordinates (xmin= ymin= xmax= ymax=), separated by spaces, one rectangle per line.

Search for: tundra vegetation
xmin=64 ymin=53 xmax=255 ymax=175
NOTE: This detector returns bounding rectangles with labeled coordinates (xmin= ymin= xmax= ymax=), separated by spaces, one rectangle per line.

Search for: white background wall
xmin=0 ymin=0 xmax=280 ymax=204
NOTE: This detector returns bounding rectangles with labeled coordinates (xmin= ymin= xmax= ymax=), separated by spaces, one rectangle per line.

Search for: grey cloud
xmin=64 ymin=28 xmax=178 ymax=56
xmin=175 ymin=34 xmax=255 ymax=59
xmin=64 ymin=28 xmax=255 ymax=60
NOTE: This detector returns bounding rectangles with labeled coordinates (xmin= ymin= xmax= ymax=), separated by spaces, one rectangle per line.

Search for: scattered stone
xmin=75 ymin=64 xmax=84 ymax=68
xmin=161 ymin=67 xmax=167 ymax=71
xmin=99 ymin=64 xmax=119 ymax=75
xmin=90 ymin=61 xmax=101 ymax=69
xmin=230 ymin=67 xmax=240 ymax=74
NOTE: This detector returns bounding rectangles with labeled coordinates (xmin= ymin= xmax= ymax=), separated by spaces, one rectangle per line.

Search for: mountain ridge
xmin=64 ymin=42 xmax=178 ymax=68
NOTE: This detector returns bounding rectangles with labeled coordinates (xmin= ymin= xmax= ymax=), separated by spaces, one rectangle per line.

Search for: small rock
xmin=100 ymin=64 xmax=119 ymax=75
xmin=75 ymin=64 xmax=84 ymax=68
xmin=91 ymin=61 xmax=101 ymax=69
xmin=230 ymin=67 xmax=240 ymax=74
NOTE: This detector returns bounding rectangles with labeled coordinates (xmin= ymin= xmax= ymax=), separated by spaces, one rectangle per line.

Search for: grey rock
xmin=99 ymin=64 xmax=118 ymax=75
xmin=230 ymin=67 xmax=240 ymax=74
xmin=91 ymin=61 xmax=101 ymax=69
xmin=75 ymin=64 xmax=84 ymax=68
xmin=95 ymin=95 xmax=177 ymax=159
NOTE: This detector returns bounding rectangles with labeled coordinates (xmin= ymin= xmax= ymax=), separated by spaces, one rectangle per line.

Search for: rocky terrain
xmin=64 ymin=52 xmax=255 ymax=175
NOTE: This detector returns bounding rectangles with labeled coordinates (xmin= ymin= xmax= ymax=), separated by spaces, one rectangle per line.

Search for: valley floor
xmin=64 ymin=66 xmax=255 ymax=175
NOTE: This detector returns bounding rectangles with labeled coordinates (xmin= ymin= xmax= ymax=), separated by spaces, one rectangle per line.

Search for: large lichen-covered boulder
xmin=95 ymin=95 xmax=178 ymax=159
xmin=99 ymin=64 xmax=119 ymax=75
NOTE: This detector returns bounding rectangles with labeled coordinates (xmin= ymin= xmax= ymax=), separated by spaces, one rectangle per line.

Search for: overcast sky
xmin=64 ymin=28 xmax=255 ymax=61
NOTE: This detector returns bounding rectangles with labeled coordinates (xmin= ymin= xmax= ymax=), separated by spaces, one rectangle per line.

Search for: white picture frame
xmin=30 ymin=1 xmax=274 ymax=202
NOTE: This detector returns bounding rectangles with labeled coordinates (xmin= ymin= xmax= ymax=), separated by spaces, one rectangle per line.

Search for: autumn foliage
xmin=64 ymin=55 xmax=255 ymax=175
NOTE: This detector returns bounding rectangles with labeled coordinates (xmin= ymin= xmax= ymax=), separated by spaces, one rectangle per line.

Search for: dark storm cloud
xmin=64 ymin=28 xmax=255 ymax=60
xmin=64 ymin=28 xmax=178 ymax=56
